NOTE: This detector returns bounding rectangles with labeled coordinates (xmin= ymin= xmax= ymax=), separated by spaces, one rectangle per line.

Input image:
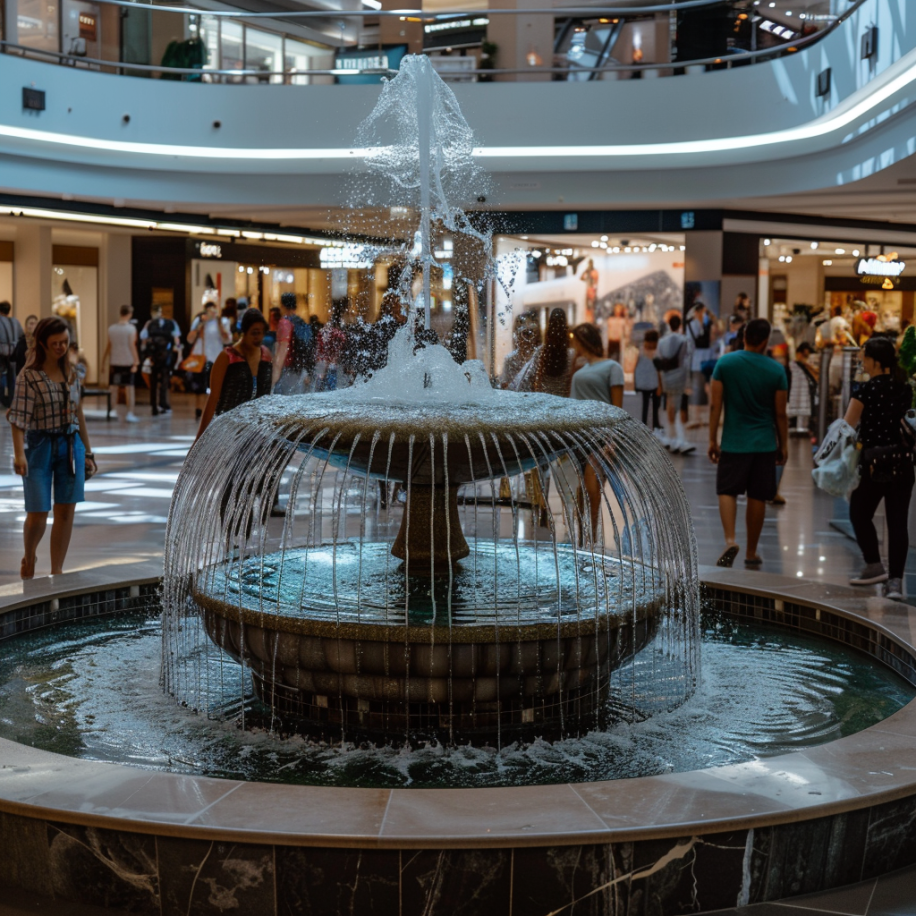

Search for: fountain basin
xmin=2 ymin=567 xmax=916 ymax=915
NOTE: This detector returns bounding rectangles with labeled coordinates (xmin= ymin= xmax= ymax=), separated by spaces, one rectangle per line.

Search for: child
xmin=634 ymin=329 xmax=662 ymax=438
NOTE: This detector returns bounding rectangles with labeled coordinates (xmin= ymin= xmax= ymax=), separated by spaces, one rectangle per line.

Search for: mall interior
xmin=4 ymin=1 xmax=916 ymax=915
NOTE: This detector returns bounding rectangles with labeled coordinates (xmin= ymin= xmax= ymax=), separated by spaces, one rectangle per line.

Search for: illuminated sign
xmin=199 ymin=243 xmax=222 ymax=258
xmin=424 ymin=17 xmax=488 ymax=33
xmin=856 ymin=256 xmax=905 ymax=278
xmin=320 ymin=245 xmax=372 ymax=269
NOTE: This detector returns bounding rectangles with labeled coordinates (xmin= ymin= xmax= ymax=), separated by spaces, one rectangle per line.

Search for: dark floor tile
xmin=0 ymin=813 xmax=52 ymax=898
xmin=867 ymin=864 xmax=916 ymax=915
xmin=0 ymin=881 xmax=134 ymax=915
xmin=776 ymin=877 xmax=876 ymax=915
xmin=699 ymin=906 xmax=842 ymax=916
xmin=275 ymin=846 xmax=398 ymax=916
xmin=512 ymin=844 xmax=616 ymax=916
xmin=157 ymin=836 xmax=275 ymax=916
xmin=44 ymin=822 xmax=158 ymax=915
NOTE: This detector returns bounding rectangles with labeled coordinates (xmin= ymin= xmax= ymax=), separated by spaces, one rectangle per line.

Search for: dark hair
xmin=862 ymin=336 xmax=906 ymax=383
xmin=0 ymin=301 xmax=10 ymax=315
xmin=539 ymin=309 xmax=570 ymax=378
xmin=269 ymin=306 xmax=282 ymax=319
xmin=744 ymin=318 xmax=772 ymax=347
xmin=796 ymin=342 xmax=813 ymax=355
xmin=668 ymin=314 xmax=682 ymax=332
xmin=572 ymin=323 xmax=604 ymax=358
xmin=643 ymin=329 xmax=659 ymax=344
xmin=281 ymin=292 xmax=297 ymax=310
xmin=30 ymin=317 xmax=72 ymax=378
xmin=204 ymin=301 xmax=218 ymax=311
xmin=240 ymin=308 xmax=267 ymax=336
xmin=119 ymin=304 xmax=133 ymax=317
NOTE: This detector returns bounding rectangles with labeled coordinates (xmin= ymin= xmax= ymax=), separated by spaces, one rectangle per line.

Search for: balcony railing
xmin=0 ymin=0 xmax=866 ymax=84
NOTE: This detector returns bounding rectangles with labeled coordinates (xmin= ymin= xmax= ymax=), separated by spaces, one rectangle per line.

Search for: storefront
xmin=132 ymin=236 xmax=388 ymax=334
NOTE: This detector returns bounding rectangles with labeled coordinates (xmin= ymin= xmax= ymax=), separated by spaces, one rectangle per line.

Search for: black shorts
xmin=716 ymin=451 xmax=778 ymax=502
xmin=110 ymin=365 xmax=136 ymax=387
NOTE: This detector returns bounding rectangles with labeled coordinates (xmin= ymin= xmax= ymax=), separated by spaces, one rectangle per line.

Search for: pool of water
xmin=0 ymin=610 xmax=912 ymax=788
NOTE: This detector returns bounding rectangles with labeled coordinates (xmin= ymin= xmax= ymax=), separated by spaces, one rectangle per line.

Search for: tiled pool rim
xmin=2 ymin=564 xmax=916 ymax=914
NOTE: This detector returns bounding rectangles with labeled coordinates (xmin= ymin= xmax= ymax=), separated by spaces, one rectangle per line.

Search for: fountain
xmin=4 ymin=54 xmax=916 ymax=916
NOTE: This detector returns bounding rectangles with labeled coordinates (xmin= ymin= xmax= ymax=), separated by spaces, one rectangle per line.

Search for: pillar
xmin=487 ymin=0 xmax=553 ymax=82
xmin=14 ymin=225 xmax=53 ymax=319
xmin=99 ymin=233 xmax=132 ymax=382
xmin=685 ymin=230 xmax=760 ymax=319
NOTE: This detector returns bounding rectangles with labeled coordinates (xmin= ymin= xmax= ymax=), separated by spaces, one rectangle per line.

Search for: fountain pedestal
xmin=391 ymin=485 xmax=470 ymax=567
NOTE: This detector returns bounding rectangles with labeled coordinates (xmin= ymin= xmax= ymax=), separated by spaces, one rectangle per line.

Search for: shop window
xmin=61 ymin=0 xmax=101 ymax=62
xmin=284 ymin=38 xmax=331 ymax=85
xmin=200 ymin=15 xmax=220 ymax=79
xmin=245 ymin=27 xmax=283 ymax=84
xmin=220 ymin=20 xmax=244 ymax=81
xmin=16 ymin=0 xmax=60 ymax=53
xmin=52 ymin=263 xmax=99 ymax=384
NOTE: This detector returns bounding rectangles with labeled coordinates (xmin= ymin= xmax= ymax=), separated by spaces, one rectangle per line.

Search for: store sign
xmin=200 ymin=243 xmax=222 ymax=258
xmin=856 ymin=256 xmax=905 ymax=278
xmin=424 ymin=17 xmax=488 ymax=33
xmin=320 ymin=245 xmax=372 ymax=269
xmin=78 ymin=13 xmax=97 ymax=41
xmin=334 ymin=45 xmax=407 ymax=85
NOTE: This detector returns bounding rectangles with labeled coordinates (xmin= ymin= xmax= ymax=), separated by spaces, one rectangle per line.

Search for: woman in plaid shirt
xmin=7 ymin=317 xmax=97 ymax=579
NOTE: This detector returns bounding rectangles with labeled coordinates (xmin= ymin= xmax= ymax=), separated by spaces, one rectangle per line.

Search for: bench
xmin=82 ymin=387 xmax=113 ymax=420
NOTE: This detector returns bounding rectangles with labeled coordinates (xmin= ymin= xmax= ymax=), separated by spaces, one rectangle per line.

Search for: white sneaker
xmin=674 ymin=439 xmax=696 ymax=455
xmin=885 ymin=578 xmax=904 ymax=600
xmin=125 ymin=412 xmax=140 ymax=423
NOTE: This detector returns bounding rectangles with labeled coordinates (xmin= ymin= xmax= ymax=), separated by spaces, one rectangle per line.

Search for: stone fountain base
xmin=199 ymin=596 xmax=660 ymax=739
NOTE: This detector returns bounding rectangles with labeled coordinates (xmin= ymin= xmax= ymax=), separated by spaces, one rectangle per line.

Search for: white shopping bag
xmin=812 ymin=419 xmax=860 ymax=498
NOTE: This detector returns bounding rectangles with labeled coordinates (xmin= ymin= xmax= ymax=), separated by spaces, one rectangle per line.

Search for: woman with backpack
xmin=845 ymin=337 xmax=914 ymax=600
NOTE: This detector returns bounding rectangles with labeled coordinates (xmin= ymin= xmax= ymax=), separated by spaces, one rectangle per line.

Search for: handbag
xmin=812 ymin=418 xmax=860 ymax=497
xmin=180 ymin=353 xmax=207 ymax=374
xmin=862 ymin=419 xmax=916 ymax=484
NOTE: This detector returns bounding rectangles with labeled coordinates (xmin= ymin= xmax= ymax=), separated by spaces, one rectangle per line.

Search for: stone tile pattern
xmin=2 ymin=582 xmax=916 ymax=914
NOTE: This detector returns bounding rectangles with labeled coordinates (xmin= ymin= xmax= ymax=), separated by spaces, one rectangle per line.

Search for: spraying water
xmin=161 ymin=55 xmax=701 ymax=747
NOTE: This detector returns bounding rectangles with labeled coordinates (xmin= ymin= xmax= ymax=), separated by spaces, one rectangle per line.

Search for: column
xmin=487 ymin=0 xmax=553 ymax=82
xmin=99 ymin=233 xmax=132 ymax=382
xmin=14 ymin=225 xmax=53 ymax=320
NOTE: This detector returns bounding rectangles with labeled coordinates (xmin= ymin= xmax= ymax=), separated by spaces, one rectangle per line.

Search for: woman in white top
xmin=186 ymin=301 xmax=232 ymax=418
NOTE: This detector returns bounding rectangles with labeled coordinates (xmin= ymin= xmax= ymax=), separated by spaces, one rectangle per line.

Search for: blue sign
xmin=334 ymin=45 xmax=407 ymax=85
xmin=680 ymin=211 xmax=696 ymax=229
xmin=563 ymin=213 xmax=578 ymax=231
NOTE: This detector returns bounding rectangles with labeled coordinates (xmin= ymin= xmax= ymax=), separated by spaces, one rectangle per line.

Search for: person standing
xmin=708 ymin=318 xmax=788 ymax=569
xmin=656 ymin=314 xmax=694 ymax=454
xmin=686 ymin=302 xmax=716 ymax=427
xmin=7 ymin=317 xmax=97 ymax=579
xmin=0 ymin=301 xmax=24 ymax=407
xmin=845 ymin=337 xmax=914 ymax=599
xmin=102 ymin=304 xmax=141 ymax=423
xmin=187 ymin=301 xmax=232 ymax=419
xmin=787 ymin=341 xmax=818 ymax=435
xmin=271 ymin=293 xmax=313 ymax=395
xmin=140 ymin=305 xmax=181 ymax=416
xmin=634 ymin=328 xmax=662 ymax=436
xmin=529 ymin=308 xmax=576 ymax=397
xmin=197 ymin=309 xmax=273 ymax=438
xmin=500 ymin=316 xmax=541 ymax=389
xmin=569 ymin=322 xmax=625 ymax=535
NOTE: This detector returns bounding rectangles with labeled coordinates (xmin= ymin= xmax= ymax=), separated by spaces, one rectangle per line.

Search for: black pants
xmin=640 ymin=390 xmax=660 ymax=429
xmin=849 ymin=468 xmax=914 ymax=579
xmin=149 ymin=362 xmax=171 ymax=412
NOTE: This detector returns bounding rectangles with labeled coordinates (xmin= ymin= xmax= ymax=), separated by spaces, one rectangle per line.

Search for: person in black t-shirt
xmin=845 ymin=337 xmax=913 ymax=599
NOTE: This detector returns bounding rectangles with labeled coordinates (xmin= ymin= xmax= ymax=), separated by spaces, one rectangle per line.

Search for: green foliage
xmin=899 ymin=326 xmax=916 ymax=377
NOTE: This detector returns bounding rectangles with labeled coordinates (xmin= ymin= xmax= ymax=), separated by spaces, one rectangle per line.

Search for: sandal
xmin=20 ymin=555 xmax=35 ymax=580
xmin=716 ymin=546 xmax=739 ymax=568
xmin=744 ymin=555 xmax=763 ymax=569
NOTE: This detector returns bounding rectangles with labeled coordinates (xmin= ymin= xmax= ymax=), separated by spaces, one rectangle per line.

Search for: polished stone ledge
xmin=0 ymin=563 xmax=915 ymax=851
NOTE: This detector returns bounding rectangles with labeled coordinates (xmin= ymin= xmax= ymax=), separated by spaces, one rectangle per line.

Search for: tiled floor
xmin=1 ymin=391 xmax=915 ymax=915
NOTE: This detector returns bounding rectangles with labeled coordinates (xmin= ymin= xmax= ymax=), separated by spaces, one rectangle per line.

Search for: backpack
xmin=143 ymin=319 xmax=173 ymax=366
xmin=653 ymin=339 xmax=684 ymax=373
xmin=688 ymin=315 xmax=711 ymax=349
xmin=0 ymin=315 xmax=14 ymax=360
xmin=287 ymin=315 xmax=314 ymax=374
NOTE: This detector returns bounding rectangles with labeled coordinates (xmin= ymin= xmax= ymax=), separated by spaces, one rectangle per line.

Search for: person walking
xmin=708 ymin=318 xmax=788 ymax=569
xmin=140 ymin=305 xmax=181 ymax=416
xmin=11 ymin=314 xmax=37 ymax=378
xmin=845 ymin=337 xmax=914 ymax=599
xmin=186 ymin=301 xmax=232 ymax=419
xmin=7 ymin=317 xmax=97 ymax=579
xmin=271 ymin=293 xmax=313 ymax=395
xmin=0 ymin=301 xmax=24 ymax=407
xmin=656 ymin=314 xmax=695 ymax=453
xmin=197 ymin=309 xmax=273 ymax=438
xmin=569 ymin=322 xmax=625 ymax=536
xmin=686 ymin=302 xmax=716 ymax=428
xmin=102 ymin=304 xmax=141 ymax=423
xmin=500 ymin=316 xmax=541 ymax=389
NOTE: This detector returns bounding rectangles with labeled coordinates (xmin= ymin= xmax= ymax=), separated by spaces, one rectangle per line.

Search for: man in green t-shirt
xmin=708 ymin=318 xmax=788 ymax=569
